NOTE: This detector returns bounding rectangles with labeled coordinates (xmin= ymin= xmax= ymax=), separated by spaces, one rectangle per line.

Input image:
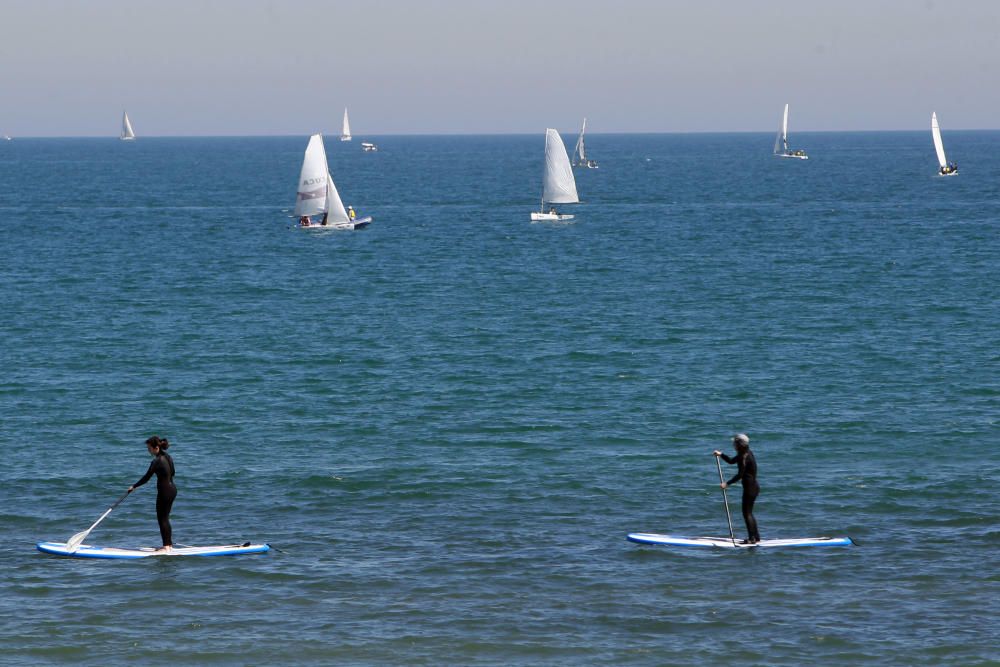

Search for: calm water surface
xmin=1 ymin=133 xmax=998 ymax=665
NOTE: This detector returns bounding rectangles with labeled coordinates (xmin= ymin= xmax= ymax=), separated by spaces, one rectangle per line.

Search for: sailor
xmin=348 ymin=206 xmax=356 ymax=221
xmin=299 ymin=216 xmax=312 ymax=227
xmin=127 ymin=436 xmax=177 ymax=551
xmin=714 ymin=433 xmax=760 ymax=544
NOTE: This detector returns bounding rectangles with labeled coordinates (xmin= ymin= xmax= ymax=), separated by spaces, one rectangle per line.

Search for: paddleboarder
xmin=127 ymin=435 xmax=176 ymax=551
xmin=714 ymin=433 xmax=760 ymax=544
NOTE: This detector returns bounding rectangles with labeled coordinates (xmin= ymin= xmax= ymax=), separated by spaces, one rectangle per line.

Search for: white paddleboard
xmin=37 ymin=542 xmax=270 ymax=559
xmin=627 ymin=533 xmax=853 ymax=549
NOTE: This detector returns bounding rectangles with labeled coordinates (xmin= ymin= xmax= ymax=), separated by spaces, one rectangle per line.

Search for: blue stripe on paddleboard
xmin=36 ymin=543 xmax=148 ymax=559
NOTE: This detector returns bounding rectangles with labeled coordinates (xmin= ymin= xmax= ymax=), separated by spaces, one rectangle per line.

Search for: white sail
xmin=542 ymin=128 xmax=579 ymax=204
xmin=774 ymin=103 xmax=789 ymax=154
xmin=324 ymin=171 xmax=351 ymax=224
xmin=574 ymin=117 xmax=587 ymax=163
xmin=783 ymin=103 xmax=790 ymax=147
xmin=121 ymin=111 xmax=135 ymax=140
xmin=341 ymin=108 xmax=352 ymax=141
xmin=294 ymin=134 xmax=329 ymax=217
xmin=931 ymin=112 xmax=948 ymax=168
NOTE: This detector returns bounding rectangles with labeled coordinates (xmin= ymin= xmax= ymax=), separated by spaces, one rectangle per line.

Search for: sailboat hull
xmin=776 ymin=153 xmax=808 ymax=160
xmin=300 ymin=216 xmax=373 ymax=230
xmin=530 ymin=212 xmax=575 ymax=222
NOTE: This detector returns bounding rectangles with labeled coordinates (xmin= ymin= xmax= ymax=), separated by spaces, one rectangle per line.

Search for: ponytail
xmin=145 ymin=435 xmax=170 ymax=451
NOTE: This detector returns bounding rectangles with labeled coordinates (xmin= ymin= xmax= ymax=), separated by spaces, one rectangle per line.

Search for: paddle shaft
xmin=67 ymin=491 xmax=130 ymax=551
xmin=715 ymin=456 xmax=737 ymax=546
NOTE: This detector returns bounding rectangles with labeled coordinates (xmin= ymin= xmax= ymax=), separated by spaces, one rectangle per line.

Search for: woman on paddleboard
xmin=714 ymin=433 xmax=760 ymax=544
xmin=127 ymin=435 xmax=176 ymax=551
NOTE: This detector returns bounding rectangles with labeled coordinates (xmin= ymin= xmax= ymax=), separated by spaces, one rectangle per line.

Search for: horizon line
xmin=5 ymin=128 xmax=1000 ymax=139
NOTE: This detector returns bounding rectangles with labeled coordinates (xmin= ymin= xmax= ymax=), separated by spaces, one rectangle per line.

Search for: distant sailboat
xmin=2 ymin=133 xmax=11 ymax=141
xmin=773 ymin=104 xmax=806 ymax=159
xmin=120 ymin=111 xmax=136 ymax=141
xmin=572 ymin=118 xmax=598 ymax=169
xmin=931 ymin=112 xmax=957 ymax=176
xmin=340 ymin=108 xmax=352 ymax=141
xmin=361 ymin=142 xmax=378 ymax=152
xmin=293 ymin=134 xmax=372 ymax=230
xmin=531 ymin=128 xmax=579 ymax=222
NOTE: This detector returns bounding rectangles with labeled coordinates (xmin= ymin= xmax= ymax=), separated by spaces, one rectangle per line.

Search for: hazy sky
xmin=1 ymin=0 xmax=998 ymax=136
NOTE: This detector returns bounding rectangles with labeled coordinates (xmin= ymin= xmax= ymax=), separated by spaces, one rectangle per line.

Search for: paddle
xmin=66 ymin=491 xmax=130 ymax=553
xmin=714 ymin=454 xmax=737 ymax=547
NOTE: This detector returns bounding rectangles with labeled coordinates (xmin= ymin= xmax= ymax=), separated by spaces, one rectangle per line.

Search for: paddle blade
xmin=66 ymin=529 xmax=90 ymax=552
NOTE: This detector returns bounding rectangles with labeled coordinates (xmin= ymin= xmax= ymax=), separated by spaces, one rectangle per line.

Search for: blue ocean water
xmin=0 ymin=132 xmax=998 ymax=665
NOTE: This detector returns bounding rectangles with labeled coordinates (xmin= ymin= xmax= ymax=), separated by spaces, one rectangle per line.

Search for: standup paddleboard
xmin=36 ymin=542 xmax=270 ymax=559
xmin=627 ymin=533 xmax=852 ymax=549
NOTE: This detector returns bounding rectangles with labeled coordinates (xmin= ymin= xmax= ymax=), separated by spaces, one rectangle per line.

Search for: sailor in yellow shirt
xmin=348 ymin=206 xmax=356 ymax=221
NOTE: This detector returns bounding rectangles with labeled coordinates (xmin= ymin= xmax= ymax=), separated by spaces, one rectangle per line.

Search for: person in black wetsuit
xmin=128 ymin=435 xmax=177 ymax=550
xmin=714 ymin=433 xmax=760 ymax=544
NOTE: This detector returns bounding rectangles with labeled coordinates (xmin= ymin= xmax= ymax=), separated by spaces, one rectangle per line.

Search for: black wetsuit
xmin=720 ymin=450 xmax=760 ymax=542
xmin=133 ymin=453 xmax=177 ymax=546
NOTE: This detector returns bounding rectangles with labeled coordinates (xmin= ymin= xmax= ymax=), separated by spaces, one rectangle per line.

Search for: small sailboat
xmin=293 ymin=134 xmax=372 ymax=230
xmin=120 ymin=111 xmax=136 ymax=141
xmin=931 ymin=112 xmax=958 ymax=176
xmin=2 ymin=134 xmax=11 ymax=141
xmin=773 ymin=104 xmax=806 ymax=159
xmin=572 ymin=118 xmax=598 ymax=169
xmin=361 ymin=142 xmax=378 ymax=152
xmin=340 ymin=108 xmax=352 ymax=141
xmin=530 ymin=128 xmax=579 ymax=222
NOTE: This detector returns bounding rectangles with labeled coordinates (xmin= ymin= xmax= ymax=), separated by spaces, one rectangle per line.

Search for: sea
xmin=0 ymin=132 xmax=997 ymax=666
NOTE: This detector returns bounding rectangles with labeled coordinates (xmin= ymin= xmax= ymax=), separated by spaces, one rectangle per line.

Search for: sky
xmin=1 ymin=0 xmax=998 ymax=136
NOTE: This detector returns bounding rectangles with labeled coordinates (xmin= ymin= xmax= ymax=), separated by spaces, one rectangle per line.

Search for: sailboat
xmin=340 ymin=108 xmax=352 ymax=141
xmin=2 ymin=134 xmax=11 ymax=141
xmin=293 ymin=134 xmax=373 ymax=230
xmin=572 ymin=118 xmax=598 ymax=169
xmin=530 ymin=128 xmax=579 ymax=222
xmin=931 ymin=112 xmax=958 ymax=176
xmin=120 ymin=111 xmax=136 ymax=141
xmin=773 ymin=104 xmax=806 ymax=159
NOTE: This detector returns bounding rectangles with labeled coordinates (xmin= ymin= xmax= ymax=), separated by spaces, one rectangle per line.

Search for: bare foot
xmin=155 ymin=545 xmax=172 ymax=552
